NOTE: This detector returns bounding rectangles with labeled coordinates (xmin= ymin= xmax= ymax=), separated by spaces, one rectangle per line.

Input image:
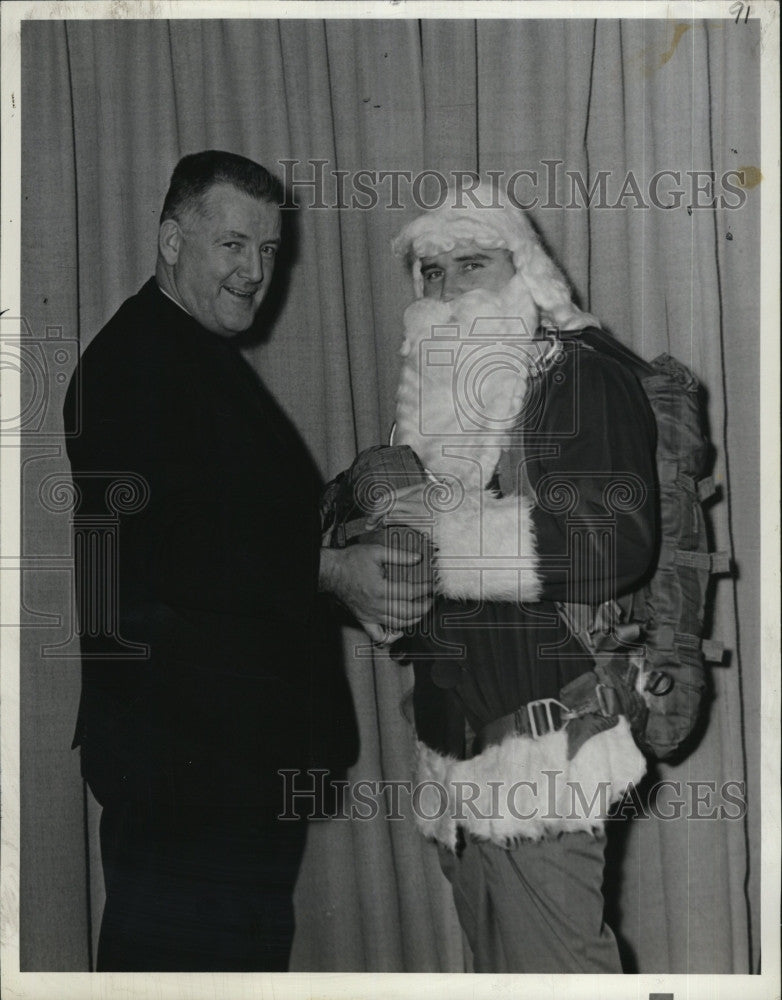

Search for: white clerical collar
xmin=157 ymin=282 xmax=191 ymax=317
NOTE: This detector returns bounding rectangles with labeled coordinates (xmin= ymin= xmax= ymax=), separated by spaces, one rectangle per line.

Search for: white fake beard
xmin=395 ymin=272 xmax=543 ymax=490
xmin=394 ymin=274 xmax=544 ymax=603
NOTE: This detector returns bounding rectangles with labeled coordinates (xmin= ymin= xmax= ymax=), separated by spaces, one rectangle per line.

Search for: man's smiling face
xmin=166 ymin=183 xmax=281 ymax=338
xmin=420 ymin=243 xmax=515 ymax=302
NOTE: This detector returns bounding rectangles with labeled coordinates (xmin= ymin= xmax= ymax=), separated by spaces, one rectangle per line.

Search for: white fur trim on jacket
xmin=413 ymin=717 xmax=646 ymax=852
xmin=429 ymin=489 xmax=542 ymax=602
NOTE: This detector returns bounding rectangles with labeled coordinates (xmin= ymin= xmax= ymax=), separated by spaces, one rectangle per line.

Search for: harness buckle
xmin=595 ymin=683 xmax=622 ymax=717
xmin=525 ymin=698 xmax=574 ymax=739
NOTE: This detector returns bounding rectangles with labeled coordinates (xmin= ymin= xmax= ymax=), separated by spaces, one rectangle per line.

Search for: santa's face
xmin=420 ymin=244 xmax=515 ymax=301
xmin=396 ymin=258 xmax=543 ymax=473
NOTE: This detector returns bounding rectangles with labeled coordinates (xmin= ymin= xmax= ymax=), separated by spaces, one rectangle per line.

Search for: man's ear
xmin=158 ymin=219 xmax=182 ymax=266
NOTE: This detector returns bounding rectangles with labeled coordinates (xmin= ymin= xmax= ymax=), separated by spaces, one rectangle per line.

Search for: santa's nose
xmin=440 ymin=274 xmax=467 ymax=302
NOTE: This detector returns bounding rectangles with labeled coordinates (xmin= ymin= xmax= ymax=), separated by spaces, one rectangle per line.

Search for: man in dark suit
xmin=63 ymin=150 xmax=431 ymax=971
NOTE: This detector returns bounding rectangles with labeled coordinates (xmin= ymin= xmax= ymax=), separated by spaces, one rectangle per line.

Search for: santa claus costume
xmin=391 ymin=195 xmax=657 ymax=973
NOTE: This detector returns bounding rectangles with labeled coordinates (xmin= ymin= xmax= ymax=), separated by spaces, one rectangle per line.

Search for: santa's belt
xmin=475 ymin=672 xmax=623 ymax=751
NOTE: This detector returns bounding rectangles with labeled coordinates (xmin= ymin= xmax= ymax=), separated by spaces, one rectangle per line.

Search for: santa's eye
xmin=422 ymin=268 xmax=443 ymax=281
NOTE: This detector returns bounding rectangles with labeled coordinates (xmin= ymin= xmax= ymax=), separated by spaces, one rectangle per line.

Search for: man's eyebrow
xmin=216 ymin=230 xmax=281 ymax=243
xmin=420 ymin=252 xmax=495 ymax=269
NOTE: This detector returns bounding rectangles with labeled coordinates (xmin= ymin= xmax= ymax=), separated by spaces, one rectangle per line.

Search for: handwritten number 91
xmin=729 ymin=2 xmax=751 ymax=23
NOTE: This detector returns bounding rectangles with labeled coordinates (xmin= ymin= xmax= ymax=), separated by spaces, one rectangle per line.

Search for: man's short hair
xmin=160 ymin=150 xmax=284 ymax=225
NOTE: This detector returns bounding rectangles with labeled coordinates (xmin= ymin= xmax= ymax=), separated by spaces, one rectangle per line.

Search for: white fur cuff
xmin=431 ymin=490 xmax=542 ymax=602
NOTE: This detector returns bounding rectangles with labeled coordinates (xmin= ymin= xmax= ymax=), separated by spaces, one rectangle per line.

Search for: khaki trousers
xmin=438 ymin=830 xmax=622 ymax=974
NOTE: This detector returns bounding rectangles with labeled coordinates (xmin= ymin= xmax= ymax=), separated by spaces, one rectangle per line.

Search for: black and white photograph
xmin=1 ymin=2 xmax=778 ymax=998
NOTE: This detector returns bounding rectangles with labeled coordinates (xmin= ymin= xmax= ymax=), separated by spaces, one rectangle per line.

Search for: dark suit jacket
xmin=64 ymin=278 xmax=343 ymax=812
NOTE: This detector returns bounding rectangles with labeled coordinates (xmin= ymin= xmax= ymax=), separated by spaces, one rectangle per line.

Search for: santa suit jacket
xmin=63 ymin=278 xmax=341 ymax=813
xmin=398 ymin=338 xmax=658 ymax=848
xmin=408 ymin=338 xmax=658 ymax=742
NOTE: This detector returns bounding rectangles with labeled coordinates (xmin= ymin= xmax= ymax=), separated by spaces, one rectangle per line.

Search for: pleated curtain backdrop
xmin=20 ymin=16 xmax=760 ymax=974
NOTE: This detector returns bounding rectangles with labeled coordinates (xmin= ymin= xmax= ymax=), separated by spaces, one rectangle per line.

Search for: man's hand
xmin=319 ymin=543 xmax=433 ymax=645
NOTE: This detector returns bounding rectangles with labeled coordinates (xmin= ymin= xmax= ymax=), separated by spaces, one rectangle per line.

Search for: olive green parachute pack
xmin=552 ymin=327 xmax=731 ymax=760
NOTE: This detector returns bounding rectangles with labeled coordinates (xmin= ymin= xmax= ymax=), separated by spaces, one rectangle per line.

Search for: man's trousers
xmin=438 ymin=830 xmax=622 ymax=973
xmin=96 ymin=799 xmax=307 ymax=972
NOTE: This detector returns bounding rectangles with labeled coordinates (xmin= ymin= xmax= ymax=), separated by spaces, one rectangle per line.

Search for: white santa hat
xmin=392 ymin=189 xmax=600 ymax=331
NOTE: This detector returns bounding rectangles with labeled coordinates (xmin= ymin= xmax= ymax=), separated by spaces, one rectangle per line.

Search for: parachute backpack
xmin=550 ymin=327 xmax=731 ymax=761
